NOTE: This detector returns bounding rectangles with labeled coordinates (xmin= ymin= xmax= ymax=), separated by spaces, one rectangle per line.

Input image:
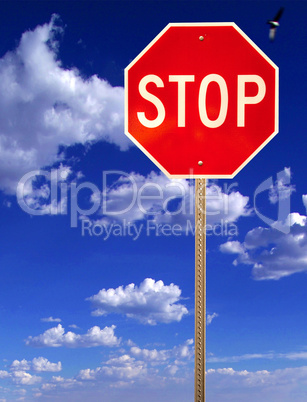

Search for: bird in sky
xmin=267 ymin=7 xmax=284 ymax=41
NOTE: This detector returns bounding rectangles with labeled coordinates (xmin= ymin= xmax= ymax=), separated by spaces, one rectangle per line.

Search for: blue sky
xmin=0 ymin=1 xmax=306 ymax=401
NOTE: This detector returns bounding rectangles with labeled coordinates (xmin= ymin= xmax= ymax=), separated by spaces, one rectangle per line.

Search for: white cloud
xmin=17 ymin=168 xmax=250 ymax=227
xmin=78 ymin=354 xmax=148 ymax=383
xmin=206 ymin=312 xmax=219 ymax=325
xmin=268 ymin=167 xmax=295 ymax=204
xmin=97 ymin=171 xmax=192 ymax=224
xmin=51 ymin=376 xmax=65 ymax=383
xmin=0 ymin=370 xmax=10 ymax=379
xmin=32 ymin=357 xmax=61 ymax=373
xmin=87 ymin=278 xmax=188 ymax=325
xmin=89 ymin=171 xmax=250 ymax=232
xmin=41 ymin=316 xmax=62 ymax=323
xmin=220 ymin=212 xmax=307 ymax=280
xmin=20 ymin=339 xmax=194 ymax=398
xmin=16 ymin=164 xmax=86 ymax=217
xmin=11 ymin=371 xmax=42 ymax=386
xmin=77 ymin=338 xmax=194 ymax=387
xmin=175 ymin=338 xmax=194 ymax=359
xmin=25 ymin=324 xmax=120 ymax=348
xmin=220 ymin=240 xmax=245 ymax=254
xmin=41 ymin=376 xmax=81 ymax=391
xmin=284 ymin=351 xmax=307 ymax=360
xmin=77 ymin=368 xmax=96 ymax=381
xmin=41 ymin=383 xmax=56 ymax=391
xmin=10 ymin=357 xmax=61 ymax=373
xmin=208 ymin=350 xmax=307 ymax=363
xmin=208 ymin=353 xmax=274 ymax=363
xmin=303 ymin=195 xmax=307 ymax=213
xmin=205 ymin=182 xmax=251 ymax=224
xmin=0 ymin=14 xmax=127 ymax=194
xmin=164 ymin=364 xmax=179 ymax=376
xmin=206 ymin=366 xmax=307 ymax=402
xmin=0 ymin=369 xmax=42 ymax=386
xmin=130 ymin=339 xmax=194 ymax=363
xmin=10 ymin=360 xmax=31 ymax=372
xmin=101 ymin=355 xmax=148 ymax=380
xmin=130 ymin=347 xmax=169 ymax=363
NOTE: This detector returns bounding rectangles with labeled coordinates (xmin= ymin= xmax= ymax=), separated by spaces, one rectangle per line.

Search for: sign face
xmin=125 ymin=23 xmax=278 ymax=178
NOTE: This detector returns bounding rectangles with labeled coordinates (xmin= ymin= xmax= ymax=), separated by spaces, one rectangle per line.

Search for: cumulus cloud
xmin=205 ymin=182 xmax=251 ymax=224
xmin=220 ymin=212 xmax=307 ymax=280
xmin=89 ymin=171 xmax=251 ymax=229
xmin=130 ymin=339 xmax=194 ymax=363
xmin=86 ymin=278 xmax=188 ymax=325
xmin=78 ymin=354 xmax=148 ymax=384
xmin=25 ymin=324 xmax=120 ymax=348
xmin=11 ymin=371 xmax=42 ymax=386
xmin=77 ymin=338 xmax=194 ymax=386
xmin=12 ymin=339 xmax=193 ymax=396
xmin=0 ymin=370 xmax=10 ymax=379
xmin=130 ymin=346 xmax=169 ymax=363
xmin=219 ymin=240 xmax=245 ymax=254
xmin=0 ymin=368 xmax=41 ymax=386
xmin=10 ymin=359 xmax=31 ymax=372
xmin=98 ymin=355 xmax=147 ymax=381
xmin=32 ymin=357 xmax=62 ymax=372
xmin=0 ymin=14 xmax=127 ymax=194
xmin=97 ymin=171 xmax=192 ymax=224
xmin=10 ymin=357 xmax=61 ymax=373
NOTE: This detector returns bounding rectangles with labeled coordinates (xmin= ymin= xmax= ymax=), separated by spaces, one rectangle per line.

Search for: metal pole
xmin=195 ymin=178 xmax=206 ymax=402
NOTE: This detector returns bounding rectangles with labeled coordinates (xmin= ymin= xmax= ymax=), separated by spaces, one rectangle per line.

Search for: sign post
xmin=125 ymin=23 xmax=278 ymax=401
xmin=195 ymin=178 xmax=206 ymax=401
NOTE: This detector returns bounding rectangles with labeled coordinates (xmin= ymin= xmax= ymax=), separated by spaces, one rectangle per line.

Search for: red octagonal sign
xmin=125 ymin=23 xmax=278 ymax=178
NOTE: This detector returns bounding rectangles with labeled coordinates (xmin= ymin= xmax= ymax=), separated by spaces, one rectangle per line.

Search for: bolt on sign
xmin=124 ymin=23 xmax=278 ymax=401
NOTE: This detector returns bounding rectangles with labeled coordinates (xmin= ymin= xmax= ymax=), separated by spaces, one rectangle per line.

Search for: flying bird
xmin=267 ymin=7 xmax=284 ymax=41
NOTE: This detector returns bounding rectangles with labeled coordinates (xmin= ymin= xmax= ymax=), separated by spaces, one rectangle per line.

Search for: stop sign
xmin=125 ymin=23 xmax=278 ymax=178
